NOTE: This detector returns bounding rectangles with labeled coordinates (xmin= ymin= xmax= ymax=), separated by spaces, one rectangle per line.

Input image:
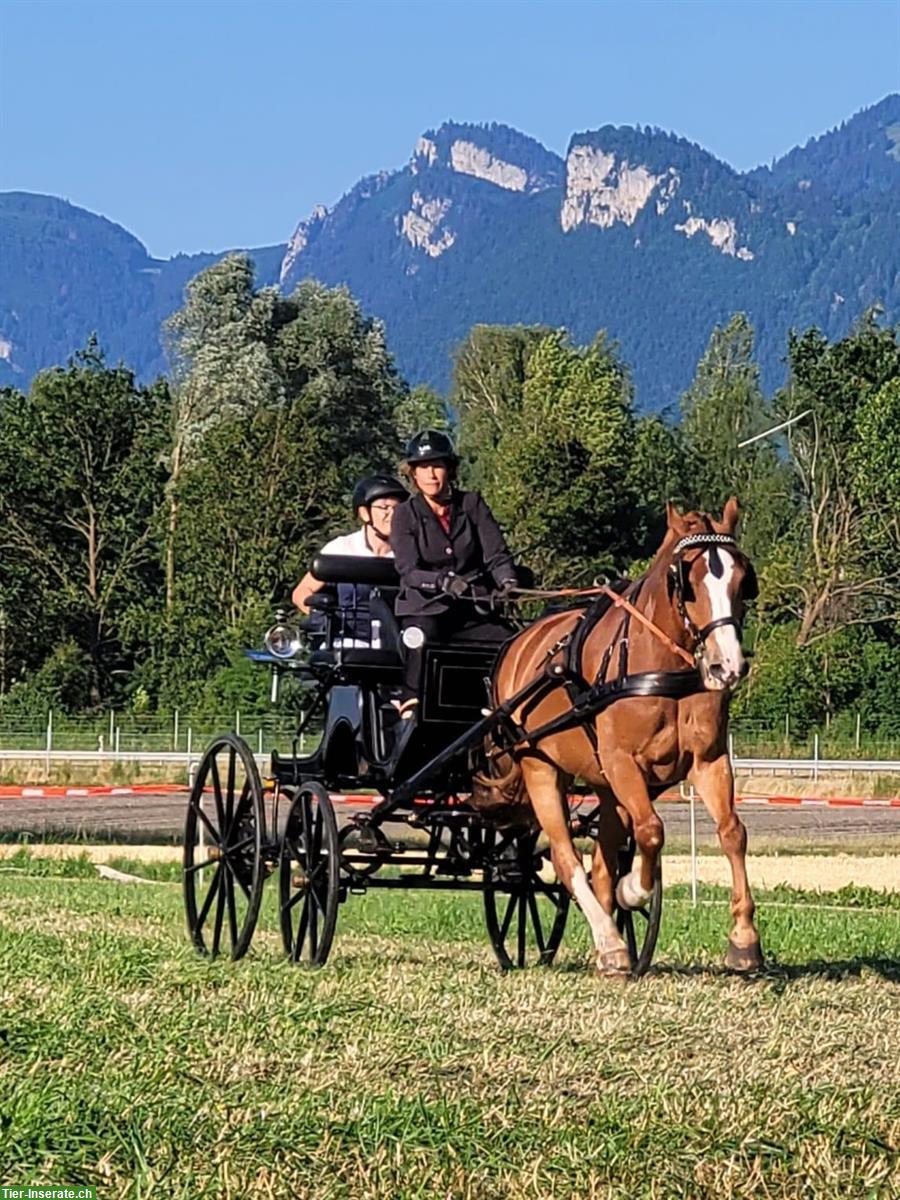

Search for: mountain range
xmin=1 ymin=95 xmax=898 ymax=409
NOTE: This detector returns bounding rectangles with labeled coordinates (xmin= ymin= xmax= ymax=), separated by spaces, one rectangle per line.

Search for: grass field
xmin=1 ymin=857 xmax=899 ymax=1199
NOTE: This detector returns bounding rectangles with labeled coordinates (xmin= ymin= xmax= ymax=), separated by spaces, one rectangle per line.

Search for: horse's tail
xmin=471 ymin=738 xmax=529 ymax=823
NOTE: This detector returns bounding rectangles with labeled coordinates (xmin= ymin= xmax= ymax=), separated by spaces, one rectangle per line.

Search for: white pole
xmin=855 ymin=712 xmax=861 ymax=752
xmin=689 ymin=784 xmax=698 ymax=909
xmin=235 ymin=710 xmax=241 ymax=737
xmin=45 ymin=709 xmax=52 ymax=774
xmin=109 ymin=710 xmax=114 ymax=746
xmin=258 ymin=728 xmax=263 ymax=756
xmin=115 ymin=725 xmax=121 ymax=756
xmin=187 ymin=725 xmax=193 ymax=779
xmin=173 ymin=709 xmax=179 ymax=752
xmin=191 ymin=761 xmax=203 ymax=889
xmin=813 ymin=732 xmax=819 ymax=782
xmin=737 ymin=409 xmax=813 ymax=448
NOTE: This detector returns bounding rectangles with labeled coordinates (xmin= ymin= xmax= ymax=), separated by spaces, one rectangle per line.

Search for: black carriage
xmin=182 ymin=555 xmax=662 ymax=973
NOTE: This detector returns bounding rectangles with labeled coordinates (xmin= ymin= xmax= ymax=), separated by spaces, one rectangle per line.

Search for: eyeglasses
xmin=370 ymin=503 xmax=399 ymax=515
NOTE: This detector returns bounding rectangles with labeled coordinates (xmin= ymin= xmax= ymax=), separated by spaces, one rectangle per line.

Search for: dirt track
xmin=2 ymin=789 xmax=900 ymax=850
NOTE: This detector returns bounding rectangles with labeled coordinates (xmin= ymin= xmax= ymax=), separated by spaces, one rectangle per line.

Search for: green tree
xmin=680 ymin=314 xmax=793 ymax=561
xmin=469 ymin=330 xmax=638 ymax=584
xmin=155 ymin=270 xmax=405 ymax=704
xmin=162 ymin=254 xmax=282 ymax=609
xmin=451 ymin=324 xmax=549 ymax=491
xmin=0 ymin=342 xmax=168 ymax=708
xmin=393 ymin=384 xmax=450 ymax=444
xmin=776 ymin=312 xmax=900 ymax=645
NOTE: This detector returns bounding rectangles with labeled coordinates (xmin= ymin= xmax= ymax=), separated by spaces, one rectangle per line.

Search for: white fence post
xmin=45 ymin=709 xmax=53 ymax=774
xmin=813 ymin=732 xmax=820 ymax=782
xmin=855 ymin=712 xmax=861 ymax=751
xmin=235 ymin=710 xmax=241 ymax=737
xmin=173 ymin=709 xmax=179 ymax=752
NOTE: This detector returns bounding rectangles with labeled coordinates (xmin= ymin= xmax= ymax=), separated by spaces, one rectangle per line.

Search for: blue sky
xmin=2 ymin=0 xmax=897 ymax=258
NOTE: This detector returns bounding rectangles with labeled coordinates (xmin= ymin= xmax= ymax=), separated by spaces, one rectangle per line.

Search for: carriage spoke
xmin=225 ymin=745 xmax=236 ymax=829
xmin=211 ymin=874 xmax=227 ymax=956
xmin=190 ymin=799 xmax=222 ymax=848
xmin=225 ymin=868 xmax=239 ymax=947
xmin=231 ymin=868 xmax=252 ymax=902
xmin=194 ymin=865 xmax=222 ymax=931
xmin=185 ymin=854 xmax=222 ymax=874
xmin=527 ymin=892 xmax=546 ymax=952
xmin=293 ymin=904 xmax=308 ymax=961
xmin=312 ymin=806 xmax=323 ymax=859
xmin=225 ymin=833 xmax=255 ymax=858
xmin=516 ymin=894 xmax=527 ymax=967
xmin=227 ymin=779 xmax=251 ymax=838
xmin=498 ymin=891 xmax=518 ymax=942
xmin=309 ymin=896 xmax=319 ymax=955
xmin=209 ymin=758 xmax=225 ymax=830
xmin=283 ymin=885 xmax=307 ymax=913
xmin=623 ymin=915 xmax=638 ymax=963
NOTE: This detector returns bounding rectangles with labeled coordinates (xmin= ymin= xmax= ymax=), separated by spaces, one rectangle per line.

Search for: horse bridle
xmin=667 ymin=533 xmax=756 ymax=655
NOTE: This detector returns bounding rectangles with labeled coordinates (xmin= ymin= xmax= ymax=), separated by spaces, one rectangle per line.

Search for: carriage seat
xmin=307 ymin=554 xmax=404 ymax=676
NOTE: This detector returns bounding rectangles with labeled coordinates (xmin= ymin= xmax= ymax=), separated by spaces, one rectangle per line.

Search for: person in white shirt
xmin=292 ymin=475 xmax=408 ymax=614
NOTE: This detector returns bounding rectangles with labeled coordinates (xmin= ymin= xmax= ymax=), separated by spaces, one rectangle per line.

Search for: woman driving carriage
xmin=389 ymin=430 xmax=519 ymax=717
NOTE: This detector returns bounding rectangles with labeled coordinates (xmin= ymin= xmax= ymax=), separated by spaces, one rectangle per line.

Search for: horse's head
xmin=665 ymin=497 xmax=757 ymax=691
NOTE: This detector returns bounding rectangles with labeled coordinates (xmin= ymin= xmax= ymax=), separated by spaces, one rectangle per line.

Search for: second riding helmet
xmin=404 ymin=429 xmax=458 ymax=466
xmin=351 ymin=475 xmax=408 ymax=514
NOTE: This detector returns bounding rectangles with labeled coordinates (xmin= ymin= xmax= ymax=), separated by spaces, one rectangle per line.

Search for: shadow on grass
xmin=650 ymin=956 xmax=900 ymax=985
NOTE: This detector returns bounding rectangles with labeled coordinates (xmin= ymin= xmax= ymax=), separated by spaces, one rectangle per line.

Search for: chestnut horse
xmin=480 ymin=499 xmax=762 ymax=976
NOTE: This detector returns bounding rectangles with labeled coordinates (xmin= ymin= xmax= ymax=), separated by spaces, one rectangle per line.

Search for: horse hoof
xmin=594 ymin=948 xmax=632 ymax=977
xmin=725 ymin=938 xmax=764 ymax=973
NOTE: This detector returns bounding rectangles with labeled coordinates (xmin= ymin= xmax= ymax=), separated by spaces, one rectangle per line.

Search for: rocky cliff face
xmin=277 ymin=100 xmax=898 ymax=406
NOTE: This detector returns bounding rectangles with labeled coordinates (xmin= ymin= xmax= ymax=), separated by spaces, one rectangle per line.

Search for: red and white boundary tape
xmin=736 ymin=794 xmax=900 ymax=809
xmin=1 ymin=785 xmax=899 ymax=808
xmin=0 ymin=784 xmax=188 ymax=798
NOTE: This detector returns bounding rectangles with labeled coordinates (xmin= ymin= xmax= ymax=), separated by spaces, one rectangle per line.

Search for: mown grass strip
xmin=1 ymin=873 xmax=898 ymax=1198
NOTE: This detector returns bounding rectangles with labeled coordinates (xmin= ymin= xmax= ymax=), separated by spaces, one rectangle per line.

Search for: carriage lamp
xmin=264 ymin=620 xmax=303 ymax=659
xmin=401 ymin=625 xmax=426 ymax=650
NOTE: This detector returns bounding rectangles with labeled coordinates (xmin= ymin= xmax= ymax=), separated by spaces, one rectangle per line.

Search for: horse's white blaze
xmin=702 ymin=549 xmax=744 ymax=681
xmin=615 ymin=867 xmax=652 ymax=910
xmin=572 ymin=864 xmax=624 ymax=952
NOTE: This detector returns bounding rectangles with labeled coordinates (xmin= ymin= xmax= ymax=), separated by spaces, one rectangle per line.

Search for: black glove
xmin=438 ymin=570 xmax=469 ymax=598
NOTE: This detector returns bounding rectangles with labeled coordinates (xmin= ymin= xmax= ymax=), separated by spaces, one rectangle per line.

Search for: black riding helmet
xmin=351 ymin=475 xmax=408 ymax=514
xmin=404 ymin=429 xmax=458 ymax=466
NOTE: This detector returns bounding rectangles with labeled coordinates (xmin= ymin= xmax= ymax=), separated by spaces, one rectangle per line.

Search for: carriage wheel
xmin=279 ymin=783 xmax=340 ymax=967
xmin=613 ymin=838 xmax=663 ymax=977
xmin=183 ymin=733 xmax=265 ymax=960
xmin=483 ymin=827 xmax=570 ymax=969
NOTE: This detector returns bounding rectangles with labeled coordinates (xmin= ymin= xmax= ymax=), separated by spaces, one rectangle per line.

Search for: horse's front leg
xmin=521 ymin=759 xmax=630 ymax=976
xmin=602 ymin=751 xmax=664 ymax=911
xmin=691 ymin=753 xmax=763 ymax=971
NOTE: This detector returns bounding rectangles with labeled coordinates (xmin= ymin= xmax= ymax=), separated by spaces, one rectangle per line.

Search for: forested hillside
xmin=0 ymin=191 xmax=282 ymax=388
xmin=1 ymin=96 xmax=897 ymax=409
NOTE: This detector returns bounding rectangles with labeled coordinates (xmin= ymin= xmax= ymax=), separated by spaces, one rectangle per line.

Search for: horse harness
xmin=489 ymin=533 xmax=754 ymax=764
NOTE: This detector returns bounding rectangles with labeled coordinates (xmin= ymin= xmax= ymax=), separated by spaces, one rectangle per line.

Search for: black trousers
xmin=399 ymin=609 xmax=513 ymax=700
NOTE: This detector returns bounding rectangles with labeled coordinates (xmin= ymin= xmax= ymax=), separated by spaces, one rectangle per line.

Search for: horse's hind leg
xmin=589 ymin=795 xmax=629 ymax=916
xmin=521 ymin=758 xmax=630 ymax=976
xmin=692 ymin=753 xmax=763 ymax=971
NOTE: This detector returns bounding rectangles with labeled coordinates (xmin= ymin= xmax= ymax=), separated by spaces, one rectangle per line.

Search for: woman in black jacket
xmin=389 ymin=430 xmax=519 ymax=715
